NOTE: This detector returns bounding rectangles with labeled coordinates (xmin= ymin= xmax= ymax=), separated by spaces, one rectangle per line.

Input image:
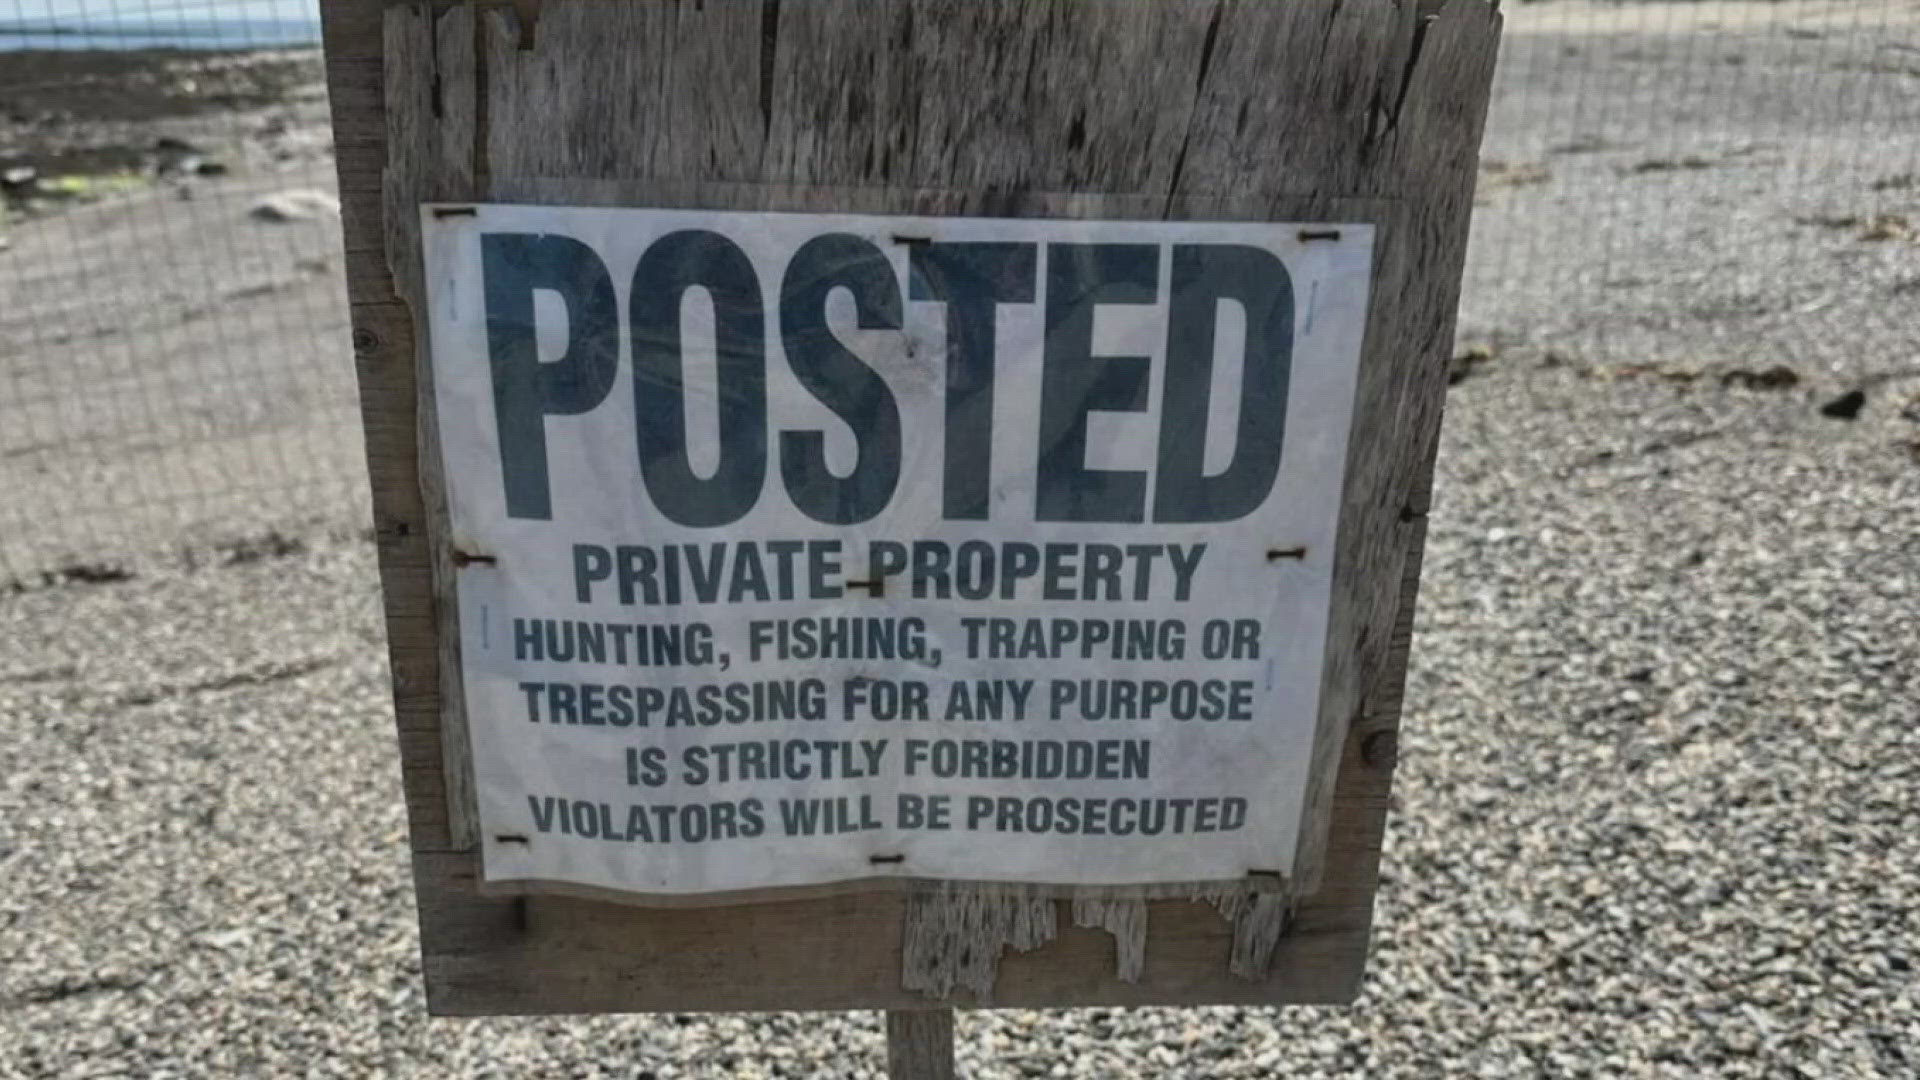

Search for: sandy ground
xmin=1509 ymin=0 xmax=1920 ymax=34
xmin=0 ymin=48 xmax=360 ymax=581
xmin=2 ymin=4 xmax=1920 ymax=1077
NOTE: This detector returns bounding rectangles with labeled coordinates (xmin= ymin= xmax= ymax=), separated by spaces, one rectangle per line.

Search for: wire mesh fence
xmin=1468 ymin=2 xmax=1920 ymax=382
xmin=2 ymin=0 xmax=1917 ymax=582
xmin=0 ymin=0 xmax=355 ymax=582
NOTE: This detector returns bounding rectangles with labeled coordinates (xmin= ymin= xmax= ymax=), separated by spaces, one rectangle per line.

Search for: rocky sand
xmin=3 ymin=3 xmax=1919 ymax=1076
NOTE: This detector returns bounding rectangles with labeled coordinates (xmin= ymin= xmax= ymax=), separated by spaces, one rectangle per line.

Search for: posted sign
xmin=421 ymin=205 xmax=1373 ymax=897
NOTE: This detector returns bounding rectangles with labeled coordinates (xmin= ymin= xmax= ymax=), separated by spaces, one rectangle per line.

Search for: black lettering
xmin=481 ymin=233 xmax=620 ymax=520
xmin=1155 ymin=244 xmax=1294 ymax=522
xmin=631 ymin=230 xmax=766 ymax=527
xmin=780 ymin=234 xmax=904 ymax=524
xmin=908 ymin=242 xmax=1038 ymax=520
xmin=1036 ymin=243 xmax=1156 ymax=522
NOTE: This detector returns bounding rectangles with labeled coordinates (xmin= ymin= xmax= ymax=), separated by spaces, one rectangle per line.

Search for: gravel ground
xmin=4 ymin=4 xmax=1920 ymax=1077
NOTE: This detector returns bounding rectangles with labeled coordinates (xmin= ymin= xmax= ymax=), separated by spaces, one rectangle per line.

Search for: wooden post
xmin=886 ymin=1009 xmax=956 ymax=1080
xmin=320 ymin=0 xmax=1501 ymax=1020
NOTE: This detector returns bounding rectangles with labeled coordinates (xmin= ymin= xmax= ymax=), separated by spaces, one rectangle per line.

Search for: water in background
xmin=0 ymin=1 xmax=318 ymax=50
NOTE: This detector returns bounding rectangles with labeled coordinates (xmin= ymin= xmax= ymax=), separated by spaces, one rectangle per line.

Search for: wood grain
xmin=378 ymin=2 xmax=481 ymax=851
xmin=886 ymin=1010 xmax=956 ymax=1080
xmin=320 ymin=0 xmax=1501 ymax=1011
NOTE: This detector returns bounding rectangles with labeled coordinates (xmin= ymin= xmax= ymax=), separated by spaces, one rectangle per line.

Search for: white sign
xmin=421 ymin=204 xmax=1373 ymax=895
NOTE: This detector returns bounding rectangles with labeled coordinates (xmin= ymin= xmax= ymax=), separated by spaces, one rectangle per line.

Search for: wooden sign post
xmin=321 ymin=1 xmax=1499 ymax=1074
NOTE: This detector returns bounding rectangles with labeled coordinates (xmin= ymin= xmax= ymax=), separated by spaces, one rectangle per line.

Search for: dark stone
xmin=1449 ymin=344 xmax=1497 ymax=386
xmin=1720 ymin=365 xmax=1800 ymax=390
xmin=1820 ymin=389 xmax=1867 ymax=419
xmin=50 ymin=562 xmax=134 ymax=586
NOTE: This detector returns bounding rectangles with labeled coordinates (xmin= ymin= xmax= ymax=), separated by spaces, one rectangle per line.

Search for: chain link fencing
xmin=2 ymin=0 xmax=1916 ymax=581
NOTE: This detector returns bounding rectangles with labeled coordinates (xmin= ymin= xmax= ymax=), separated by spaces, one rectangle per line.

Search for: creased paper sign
xmin=419 ymin=204 xmax=1373 ymax=896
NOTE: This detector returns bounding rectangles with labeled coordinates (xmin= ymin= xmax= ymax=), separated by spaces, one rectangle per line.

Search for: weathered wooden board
xmin=887 ymin=1010 xmax=957 ymax=1079
xmin=321 ymin=0 xmax=1500 ymax=1012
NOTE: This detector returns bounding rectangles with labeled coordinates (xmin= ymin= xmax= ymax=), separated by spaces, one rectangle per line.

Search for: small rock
xmin=1721 ymin=365 xmax=1800 ymax=390
xmin=249 ymin=190 xmax=340 ymax=222
xmin=1819 ymin=389 xmax=1867 ymax=420
xmin=156 ymin=152 xmax=203 ymax=176
xmin=1479 ymin=160 xmax=1552 ymax=190
xmin=1858 ymin=214 xmax=1914 ymax=242
xmin=1797 ymin=213 xmax=1858 ymax=230
xmin=1626 ymin=155 xmax=1713 ymax=174
xmin=1450 ymin=344 xmax=1498 ymax=385
xmin=198 ymin=929 xmax=252 ymax=950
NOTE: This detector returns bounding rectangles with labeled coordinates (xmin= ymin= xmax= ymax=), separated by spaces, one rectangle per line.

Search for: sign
xmin=331 ymin=0 xmax=1502 ymax=1019
xmin=421 ymin=205 xmax=1374 ymax=897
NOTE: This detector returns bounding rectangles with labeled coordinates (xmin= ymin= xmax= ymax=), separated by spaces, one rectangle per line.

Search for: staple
xmin=452 ymin=550 xmax=498 ymax=567
xmin=1246 ymin=869 xmax=1286 ymax=880
xmin=890 ymin=233 xmax=931 ymax=245
xmin=869 ymin=853 xmax=906 ymax=865
xmin=1266 ymin=546 xmax=1308 ymax=561
xmin=433 ymin=205 xmax=479 ymax=218
xmin=1297 ymin=227 xmax=1342 ymax=241
xmin=494 ymin=834 xmax=529 ymax=844
xmin=844 ymin=577 xmax=885 ymax=596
